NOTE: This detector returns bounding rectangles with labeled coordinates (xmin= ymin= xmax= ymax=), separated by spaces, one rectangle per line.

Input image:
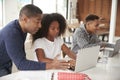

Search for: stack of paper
xmin=57 ymin=72 xmax=91 ymax=80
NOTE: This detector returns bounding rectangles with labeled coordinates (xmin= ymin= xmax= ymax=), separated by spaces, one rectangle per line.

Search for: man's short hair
xmin=19 ymin=4 xmax=42 ymax=18
xmin=85 ymin=14 xmax=99 ymax=23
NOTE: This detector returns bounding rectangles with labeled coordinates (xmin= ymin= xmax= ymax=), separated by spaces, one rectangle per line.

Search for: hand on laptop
xmin=68 ymin=60 xmax=76 ymax=67
xmin=46 ymin=56 xmax=71 ymax=70
xmin=68 ymin=60 xmax=76 ymax=70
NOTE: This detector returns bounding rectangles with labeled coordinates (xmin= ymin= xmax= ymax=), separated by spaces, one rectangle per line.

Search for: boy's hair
xmin=32 ymin=13 xmax=66 ymax=42
xmin=85 ymin=14 xmax=99 ymax=23
xmin=19 ymin=4 xmax=42 ymax=18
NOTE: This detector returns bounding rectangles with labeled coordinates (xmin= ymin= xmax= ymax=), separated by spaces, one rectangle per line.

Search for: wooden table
xmin=96 ymin=29 xmax=109 ymax=42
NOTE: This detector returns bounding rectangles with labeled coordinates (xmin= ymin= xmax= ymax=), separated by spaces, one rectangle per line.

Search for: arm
xmin=61 ymin=44 xmax=76 ymax=60
xmin=4 ymin=31 xmax=70 ymax=70
xmin=76 ymin=32 xmax=100 ymax=48
xmin=35 ymin=48 xmax=53 ymax=63
xmin=35 ymin=47 xmax=72 ymax=70
xmin=4 ymin=31 xmax=46 ymax=70
xmin=75 ymin=32 xmax=90 ymax=48
xmin=61 ymin=44 xmax=76 ymax=69
xmin=46 ymin=58 xmax=71 ymax=70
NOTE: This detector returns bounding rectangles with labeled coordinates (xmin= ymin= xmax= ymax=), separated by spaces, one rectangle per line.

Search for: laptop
xmin=103 ymin=39 xmax=120 ymax=57
xmin=74 ymin=46 xmax=100 ymax=72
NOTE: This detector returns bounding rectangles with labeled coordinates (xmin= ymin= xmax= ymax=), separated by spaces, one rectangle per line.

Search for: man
xmin=72 ymin=14 xmax=102 ymax=54
xmin=0 ymin=4 xmax=70 ymax=77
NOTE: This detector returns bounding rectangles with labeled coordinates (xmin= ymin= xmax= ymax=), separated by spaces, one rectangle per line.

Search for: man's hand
xmin=46 ymin=56 xmax=70 ymax=70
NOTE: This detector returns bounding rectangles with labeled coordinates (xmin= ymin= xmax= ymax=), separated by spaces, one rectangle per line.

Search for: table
xmin=0 ymin=53 xmax=120 ymax=80
xmin=83 ymin=53 xmax=120 ymax=80
xmin=97 ymin=30 xmax=109 ymax=42
xmin=0 ymin=70 xmax=68 ymax=80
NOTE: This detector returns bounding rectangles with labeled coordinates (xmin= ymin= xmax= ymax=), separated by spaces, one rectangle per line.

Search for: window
xmin=33 ymin=0 xmax=67 ymax=18
xmin=0 ymin=0 xmax=3 ymax=29
xmin=57 ymin=0 xmax=67 ymax=18
xmin=17 ymin=0 xmax=32 ymax=10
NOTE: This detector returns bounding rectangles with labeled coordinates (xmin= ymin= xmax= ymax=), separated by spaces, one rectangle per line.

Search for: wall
xmin=3 ymin=0 xmax=19 ymax=26
xmin=76 ymin=0 xmax=112 ymax=27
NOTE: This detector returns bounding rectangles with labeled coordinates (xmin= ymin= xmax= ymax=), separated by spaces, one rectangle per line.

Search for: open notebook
xmin=74 ymin=46 xmax=100 ymax=72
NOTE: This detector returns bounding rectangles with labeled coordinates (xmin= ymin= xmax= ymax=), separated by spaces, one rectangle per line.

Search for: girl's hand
xmin=68 ymin=60 xmax=76 ymax=70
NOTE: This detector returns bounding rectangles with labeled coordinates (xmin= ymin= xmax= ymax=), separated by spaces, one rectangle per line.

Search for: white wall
xmin=3 ymin=0 xmax=19 ymax=26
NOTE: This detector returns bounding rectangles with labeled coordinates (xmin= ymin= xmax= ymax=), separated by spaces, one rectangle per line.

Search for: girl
xmin=32 ymin=13 xmax=76 ymax=67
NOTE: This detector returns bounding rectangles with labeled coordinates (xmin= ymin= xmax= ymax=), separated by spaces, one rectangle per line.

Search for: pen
xmin=51 ymin=72 xmax=54 ymax=80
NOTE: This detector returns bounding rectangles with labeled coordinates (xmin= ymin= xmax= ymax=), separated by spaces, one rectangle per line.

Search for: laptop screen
xmin=75 ymin=46 xmax=100 ymax=72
